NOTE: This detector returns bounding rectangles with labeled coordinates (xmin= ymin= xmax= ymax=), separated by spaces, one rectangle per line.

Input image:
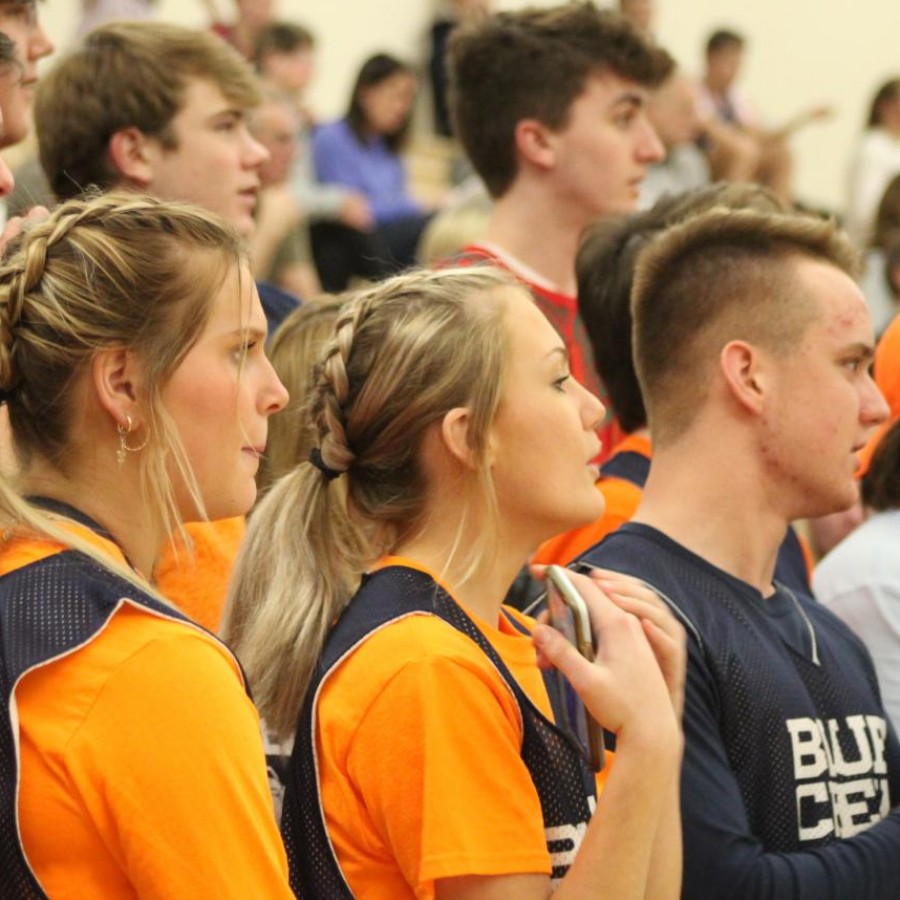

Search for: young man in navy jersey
xmin=580 ymin=207 xmax=900 ymax=898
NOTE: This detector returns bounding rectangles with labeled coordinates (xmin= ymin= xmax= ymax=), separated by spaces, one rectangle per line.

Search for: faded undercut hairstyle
xmin=34 ymin=21 xmax=260 ymax=201
xmin=577 ymin=183 xmax=783 ymax=434
xmin=222 ymin=267 xmax=516 ymax=739
xmin=448 ymin=1 xmax=673 ymax=198
xmin=632 ymin=208 xmax=860 ymax=446
xmin=0 ymin=191 xmax=243 ymax=591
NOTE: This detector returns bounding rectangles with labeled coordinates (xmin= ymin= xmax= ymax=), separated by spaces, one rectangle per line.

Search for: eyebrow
xmin=208 ymin=107 xmax=246 ymax=124
xmin=226 ymin=325 xmax=267 ymax=341
xmin=545 ymin=346 xmax=569 ymax=363
xmin=842 ymin=342 xmax=875 ymax=361
xmin=610 ymin=91 xmax=646 ymax=111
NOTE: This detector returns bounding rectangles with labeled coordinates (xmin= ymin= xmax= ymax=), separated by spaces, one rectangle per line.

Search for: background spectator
xmin=845 ymin=77 xmax=900 ymax=246
xmin=816 ymin=418 xmax=900 ymax=733
xmin=311 ymin=52 xmax=433 ymax=289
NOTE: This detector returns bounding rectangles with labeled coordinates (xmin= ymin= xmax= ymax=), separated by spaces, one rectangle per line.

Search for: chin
xmin=232 ymin=213 xmax=257 ymax=239
xmin=801 ymin=489 xmax=859 ymax=521
xmin=559 ymin=500 xmax=605 ymax=535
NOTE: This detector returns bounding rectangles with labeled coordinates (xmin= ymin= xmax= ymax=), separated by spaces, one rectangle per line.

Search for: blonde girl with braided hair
xmin=0 ymin=191 xmax=293 ymax=898
xmin=224 ymin=267 xmax=686 ymax=899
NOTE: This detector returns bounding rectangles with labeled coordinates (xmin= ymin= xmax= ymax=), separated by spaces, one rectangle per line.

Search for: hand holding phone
xmin=545 ymin=565 xmax=605 ymax=772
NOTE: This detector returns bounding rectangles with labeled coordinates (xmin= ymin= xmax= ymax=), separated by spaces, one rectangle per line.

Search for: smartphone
xmin=545 ymin=565 xmax=605 ymax=772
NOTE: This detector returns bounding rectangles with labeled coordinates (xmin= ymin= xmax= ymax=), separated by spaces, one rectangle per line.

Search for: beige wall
xmin=37 ymin=1 xmax=900 ymax=214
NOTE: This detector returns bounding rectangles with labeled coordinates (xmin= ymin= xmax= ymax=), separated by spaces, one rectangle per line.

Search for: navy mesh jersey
xmin=581 ymin=522 xmax=900 ymax=900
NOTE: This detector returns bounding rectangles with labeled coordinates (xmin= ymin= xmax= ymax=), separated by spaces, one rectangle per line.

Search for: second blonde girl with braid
xmin=225 ymin=267 xmax=686 ymax=900
xmin=0 ymin=192 xmax=293 ymax=898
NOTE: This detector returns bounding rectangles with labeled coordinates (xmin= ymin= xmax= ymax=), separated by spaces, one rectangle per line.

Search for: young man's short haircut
xmin=448 ymin=1 xmax=673 ymax=198
xmin=705 ymin=28 xmax=744 ymax=57
xmin=577 ymin=183 xmax=781 ymax=434
xmin=35 ymin=21 xmax=260 ymax=201
xmin=632 ymin=208 xmax=860 ymax=445
xmin=254 ymin=21 xmax=315 ymax=72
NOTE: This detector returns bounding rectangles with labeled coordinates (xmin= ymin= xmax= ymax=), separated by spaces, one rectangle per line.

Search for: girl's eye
xmin=232 ymin=340 xmax=257 ymax=361
xmin=553 ymin=374 xmax=571 ymax=392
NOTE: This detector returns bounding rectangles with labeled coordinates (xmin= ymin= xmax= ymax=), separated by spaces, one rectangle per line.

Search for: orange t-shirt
xmin=153 ymin=516 xmax=245 ymax=631
xmin=6 ymin=530 xmax=291 ymax=898
xmin=534 ymin=433 xmax=651 ymax=566
xmin=316 ymin=556 xmax=608 ymax=899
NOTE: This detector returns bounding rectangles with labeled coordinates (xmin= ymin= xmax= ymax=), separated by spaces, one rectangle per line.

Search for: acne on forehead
xmin=805 ymin=265 xmax=874 ymax=337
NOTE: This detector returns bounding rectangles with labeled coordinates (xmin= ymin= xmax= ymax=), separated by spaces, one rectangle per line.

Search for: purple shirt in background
xmin=312 ymin=119 xmax=422 ymax=226
xmin=78 ymin=0 xmax=156 ymax=37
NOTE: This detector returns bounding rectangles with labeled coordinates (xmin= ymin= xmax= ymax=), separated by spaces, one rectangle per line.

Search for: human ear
xmin=108 ymin=127 xmax=155 ymax=188
xmin=90 ymin=348 xmax=143 ymax=429
xmin=439 ymin=407 xmax=479 ymax=470
xmin=720 ymin=340 xmax=766 ymax=415
xmin=514 ymin=119 xmax=557 ymax=171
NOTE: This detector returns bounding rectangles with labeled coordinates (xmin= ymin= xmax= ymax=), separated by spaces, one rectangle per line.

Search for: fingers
xmin=602 ymin=589 xmax=683 ymax=644
xmin=588 ymin=566 xmax=659 ymax=601
xmin=579 ymin=565 xmax=687 ymax=719
xmin=587 ymin=568 xmax=679 ymax=636
xmin=642 ymin=619 xmax=686 ymax=718
xmin=532 ymin=623 xmax=601 ymax=699
xmin=533 ymin=599 xmax=671 ymax=736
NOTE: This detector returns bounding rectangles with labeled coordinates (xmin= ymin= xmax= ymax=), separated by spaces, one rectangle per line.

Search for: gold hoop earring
xmin=117 ymin=414 xmax=150 ymax=467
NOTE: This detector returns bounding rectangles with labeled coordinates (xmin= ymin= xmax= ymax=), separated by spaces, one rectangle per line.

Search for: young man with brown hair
xmin=447 ymin=2 xmax=671 ymax=451
xmin=580 ymin=207 xmax=900 ymax=898
xmin=33 ymin=20 xmax=303 ymax=333
xmin=35 ymin=21 xmax=264 ymax=237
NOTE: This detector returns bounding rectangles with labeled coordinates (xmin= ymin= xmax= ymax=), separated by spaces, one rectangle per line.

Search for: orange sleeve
xmin=153 ymin=517 xmax=245 ymax=631
xmin=343 ymin=652 xmax=551 ymax=887
xmin=317 ymin=614 xmax=554 ymax=898
xmin=798 ymin=531 xmax=815 ymax=581
xmin=17 ymin=613 xmax=291 ymax=898
xmin=875 ymin=313 xmax=900 ymax=419
xmin=856 ymin=316 xmax=900 ymax=477
xmin=533 ymin=477 xmax=642 ymax=566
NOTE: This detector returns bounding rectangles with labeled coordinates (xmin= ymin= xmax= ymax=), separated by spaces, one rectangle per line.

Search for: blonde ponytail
xmin=223 ymin=267 xmax=514 ymax=738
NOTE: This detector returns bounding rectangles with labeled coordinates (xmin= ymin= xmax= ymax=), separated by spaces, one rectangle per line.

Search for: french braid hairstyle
xmin=222 ymin=266 xmax=516 ymax=739
xmin=0 ymin=190 xmax=244 ymax=591
xmin=256 ymin=296 xmax=348 ymax=496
